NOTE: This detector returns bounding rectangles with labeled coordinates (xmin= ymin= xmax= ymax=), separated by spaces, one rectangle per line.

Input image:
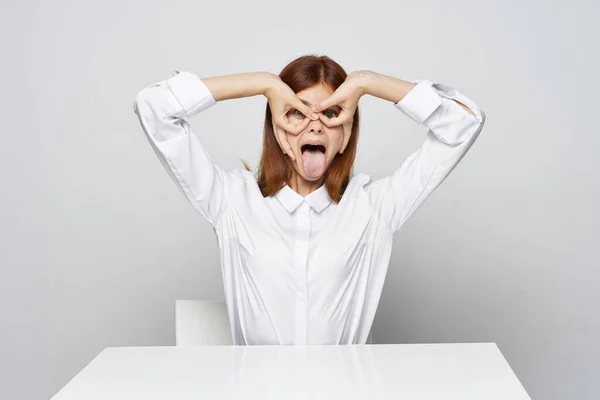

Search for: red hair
xmin=243 ymin=55 xmax=360 ymax=203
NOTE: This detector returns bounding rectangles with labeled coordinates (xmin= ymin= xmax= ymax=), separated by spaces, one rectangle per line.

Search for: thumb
xmin=315 ymin=93 xmax=341 ymax=112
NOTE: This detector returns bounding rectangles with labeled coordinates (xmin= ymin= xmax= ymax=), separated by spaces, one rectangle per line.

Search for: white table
xmin=51 ymin=343 xmax=530 ymax=399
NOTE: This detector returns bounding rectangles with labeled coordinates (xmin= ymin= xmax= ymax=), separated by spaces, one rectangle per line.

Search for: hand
xmin=264 ymin=78 xmax=318 ymax=161
xmin=314 ymin=71 xmax=370 ymax=153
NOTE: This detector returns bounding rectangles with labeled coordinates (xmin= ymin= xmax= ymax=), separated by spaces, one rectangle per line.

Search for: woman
xmin=133 ymin=55 xmax=485 ymax=346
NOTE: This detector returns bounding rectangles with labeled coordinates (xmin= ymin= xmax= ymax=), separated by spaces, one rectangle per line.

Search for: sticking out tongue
xmin=302 ymin=149 xmax=326 ymax=179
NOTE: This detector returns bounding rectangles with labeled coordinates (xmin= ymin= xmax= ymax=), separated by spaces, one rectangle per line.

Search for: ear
xmin=338 ymin=120 xmax=353 ymax=154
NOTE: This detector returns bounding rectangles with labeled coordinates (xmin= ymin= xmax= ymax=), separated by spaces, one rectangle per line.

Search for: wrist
xmin=348 ymin=70 xmax=377 ymax=96
xmin=260 ymin=72 xmax=281 ymax=97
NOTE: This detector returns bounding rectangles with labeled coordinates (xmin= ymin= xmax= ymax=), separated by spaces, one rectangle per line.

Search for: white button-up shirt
xmin=133 ymin=70 xmax=485 ymax=345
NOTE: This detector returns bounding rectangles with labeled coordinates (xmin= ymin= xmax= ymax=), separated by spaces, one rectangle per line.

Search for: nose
xmin=307 ymin=118 xmax=323 ymax=133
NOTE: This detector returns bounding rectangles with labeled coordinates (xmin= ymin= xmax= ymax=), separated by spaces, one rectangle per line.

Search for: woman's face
xmin=285 ymin=84 xmax=344 ymax=182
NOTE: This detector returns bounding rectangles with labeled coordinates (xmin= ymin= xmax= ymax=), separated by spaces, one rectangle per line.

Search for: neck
xmin=287 ymin=172 xmax=325 ymax=197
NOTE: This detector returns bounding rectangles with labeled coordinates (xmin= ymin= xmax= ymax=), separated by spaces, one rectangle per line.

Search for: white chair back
xmin=175 ymin=300 xmax=233 ymax=346
xmin=175 ymin=299 xmax=374 ymax=345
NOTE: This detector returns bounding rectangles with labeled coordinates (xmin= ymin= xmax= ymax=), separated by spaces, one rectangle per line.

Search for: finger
xmin=273 ymin=122 xmax=286 ymax=156
xmin=315 ymin=92 xmax=343 ymax=112
xmin=338 ymin=120 xmax=353 ymax=155
xmin=272 ymin=121 xmax=284 ymax=154
xmin=276 ymin=125 xmax=296 ymax=162
xmin=319 ymin=111 xmax=350 ymax=128
xmin=280 ymin=116 xmax=310 ymax=135
xmin=342 ymin=120 xmax=353 ymax=153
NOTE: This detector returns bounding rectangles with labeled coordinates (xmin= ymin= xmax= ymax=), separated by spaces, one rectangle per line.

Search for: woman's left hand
xmin=314 ymin=71 xmax=370 ymax=152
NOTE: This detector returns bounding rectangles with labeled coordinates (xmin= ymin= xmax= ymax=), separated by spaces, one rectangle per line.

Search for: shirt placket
xmin=293 ymin=201 xmax=310 ymax=344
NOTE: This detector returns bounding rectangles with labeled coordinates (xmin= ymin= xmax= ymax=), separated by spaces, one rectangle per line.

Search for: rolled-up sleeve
xmin=133 ymin=70 xmax=242 ymax=227
xmin=366 ymin=80 xmax=486 ymax=233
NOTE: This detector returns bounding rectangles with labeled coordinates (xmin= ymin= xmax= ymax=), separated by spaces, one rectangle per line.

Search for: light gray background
xmin=1 ymin=0 xmax=598 ymax=399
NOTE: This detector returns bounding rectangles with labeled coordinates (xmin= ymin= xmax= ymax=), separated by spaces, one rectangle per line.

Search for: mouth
xmin=301 ymin=144 xmax=326 ymax=154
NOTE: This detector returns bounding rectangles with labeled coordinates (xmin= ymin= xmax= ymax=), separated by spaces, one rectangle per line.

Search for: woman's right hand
xmin=264 ymin=77 xmax=318 ymax=162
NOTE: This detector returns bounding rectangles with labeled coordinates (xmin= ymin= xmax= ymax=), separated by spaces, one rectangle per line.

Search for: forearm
xmin=351 ymin=70 xmax=415 ymax=103
xmin=356 ymin=70 xmax=475 ymax=116
xmin=201 ymin=71 xmax=278 ymax=102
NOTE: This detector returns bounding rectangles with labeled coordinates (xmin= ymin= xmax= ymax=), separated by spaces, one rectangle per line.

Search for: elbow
xmin=133 ymin=87 xmax=153 ymax=115
xmin=453 ymin=99 xmax=476 ymax=117
xmin=133 ymin=89 xmax=147 ymax=116
xmin=453 ymin=98 xmax=486 ymax=127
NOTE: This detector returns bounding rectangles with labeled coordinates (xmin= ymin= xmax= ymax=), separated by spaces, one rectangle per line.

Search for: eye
xmin=291 ymin=109 xmax=305 ymax=118
xmin=323 ymin=109 xmax=338 ymax=119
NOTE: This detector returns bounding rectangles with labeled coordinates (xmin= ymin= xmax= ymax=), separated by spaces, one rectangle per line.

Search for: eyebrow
xmin=298 ymin=98 xmax=341 ymax=112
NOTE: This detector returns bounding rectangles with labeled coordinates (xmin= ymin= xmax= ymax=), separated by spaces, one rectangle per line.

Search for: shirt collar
xmin=275 ymin=183 xmax=332 ymax=214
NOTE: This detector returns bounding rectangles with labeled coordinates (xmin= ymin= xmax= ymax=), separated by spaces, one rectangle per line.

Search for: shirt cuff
xmin=167 ymin=70 xmax=217 ymax=118
xmin=394 ymin=80 xmax=441 ymax=125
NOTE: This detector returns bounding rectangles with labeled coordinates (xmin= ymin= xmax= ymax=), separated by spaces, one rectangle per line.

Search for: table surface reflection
xmin=51 ymin=343 xmax=530 ymax=400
